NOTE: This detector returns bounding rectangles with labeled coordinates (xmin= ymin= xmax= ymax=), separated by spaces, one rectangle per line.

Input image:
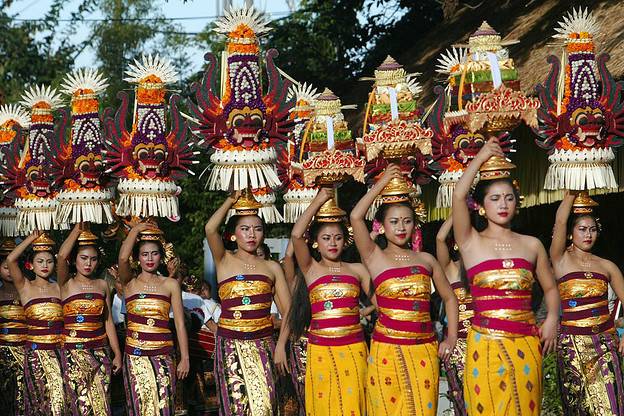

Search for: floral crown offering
xmin=189 ymin=5 xmax=293 ymax=223
xmin=51 ymin=68 xmax=114 ymax=225
xmin=104 ymin=54 xmax=196 ymax=220
xmin=3 ymin=85 xmax=65 ymax=233
xmin=0 ymin=104 xmax=30 ymax=237
xmin=190 ymin=5 xmax=293 ymax=197
xmin=535 ymin=7 xmax=624 ymax=190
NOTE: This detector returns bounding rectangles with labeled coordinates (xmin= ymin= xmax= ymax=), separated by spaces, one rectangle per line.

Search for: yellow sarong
xmin=305 ymin=341 xmax=368 ymax=416
xmin=366 ymin=340 xmax=439 ymax=416
xmin=464 ymin=329 xmax=542 ymax=415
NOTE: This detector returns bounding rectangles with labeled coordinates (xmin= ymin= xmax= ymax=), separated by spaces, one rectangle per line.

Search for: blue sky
xmin=7 ymin=0 xmax=293 ymax=75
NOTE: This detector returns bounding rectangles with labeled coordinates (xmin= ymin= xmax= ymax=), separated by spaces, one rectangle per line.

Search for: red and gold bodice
xmin=451 ymin=281 xmax=474 ymax=338
xmin=24 ymin=297 xmax=63 ymax=350
xmin=558 ymin=271 xmax=613 ymax=336
xmin=373 ymin=266 xmax=435 ymax=345
xmin=62 ymin=292 xmax=107 ymax=350
xmin=125 ymin=293 xmax=173 ymax=356
xmin=467 ymin=258 xmax=537 ymax=337
xmin=0 ymin=297 xmax=26 ymax=346
xmin=308 ymin=274 xmax=363 ymax=346
xmin=217 ymin=274 xmax=273 ymax=340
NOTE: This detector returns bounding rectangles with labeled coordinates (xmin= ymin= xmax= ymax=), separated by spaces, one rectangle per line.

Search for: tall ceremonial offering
xmin=104 ymin=54 xmax=196 ymax=220
xmin=359 ymin=57 xmax=433 ymax=219
xmin=361 ymin=55 xmax=423 ymax=134
xmin=189 ymin=5 xmax=293 ymax=223
xmin=302 ymin=89 xmax=365 ymax=186
xmin=279 ymin=82 xmax=320 ymax=223
xmin=301 ymin=89 xmax=365 ymax=218
xmin=535 ymin=7 xmax=624 ymax=190
xmin=445 ymin=21 xmax=540 ymax=135
xmin=0 ymin=104 xmax=30 ymax=237
xmin=51 ymin=69 xmax=114 ymax=225
xmin=429 ymin=47 xmax=515 ymax=207
xmin=1 ymin=86 xmax=64 ymax=233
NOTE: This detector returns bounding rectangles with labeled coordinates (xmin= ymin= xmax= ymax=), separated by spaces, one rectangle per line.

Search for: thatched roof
xmin=348 ymin=0 xmax=624 ymax=130
xmin=344 ymin=0 xmax=624 ymax=220
xmin=417 ymin=0 xmax=624 ymax=104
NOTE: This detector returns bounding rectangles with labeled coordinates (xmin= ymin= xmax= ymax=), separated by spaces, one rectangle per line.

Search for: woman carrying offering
xmin=118 ymin=222 xmax=189 ymax=415
xmin=351 ymin=164 xmax=458 ymax=416
xmin=453 ymin=137 xmax=559 ymax=416
xmin=289 ymin=188 xmax=372 ymax=416
xmin=7 ymin=231 xmax=65 ymax=415
xmin=57 ymin=224 xmax=122 ymax=415
xmin=205 ymin=190 xmax=292 ymax=416
xmin=551 ymin=192 xmax=624 ymax=415
xmin=0 ymin=240 xmax=26 ymax=415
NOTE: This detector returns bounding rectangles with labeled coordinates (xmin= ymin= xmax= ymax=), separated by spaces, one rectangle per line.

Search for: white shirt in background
xmin=112 ymin=293 xmax=125 ymax=325
xmin=170 ymin=291 xmax=207 ymax=322
xmin=203 ymin=298 xmax=221 ymax=323
xmin=270 ymin=301 xmax=281 ymax=319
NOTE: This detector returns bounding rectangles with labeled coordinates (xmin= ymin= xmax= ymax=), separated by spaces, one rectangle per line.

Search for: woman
xmin=551 ymin=192 xmax=624 ymax=415
xmin=351 ymin=165 xmax=458 ymax=416
xmin=205 ymin=190 xmax=292 ymax=415
xmin=118 ymin=222 xmax=189 ymax=415
xmin=289 ymin=188 xmax=372 ymax=415
xmin=6 ymin=231 xmax=65 ymax=415
xmin=436 ymin=216 xmax=472 ymax=416
xmin=57 ymin=223 xmax=122 ymax=415
xmin=0 ymin=239 xmax=26 ymax=415
xmin=452 ymin=137 xmax=559 ymax=415
xmin=282 ymin=241 xmax=307 ymax=415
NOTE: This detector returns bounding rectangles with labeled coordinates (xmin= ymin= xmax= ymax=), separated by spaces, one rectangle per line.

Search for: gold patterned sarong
xmin=367 ymin=340 xmax=439 ymax=415
xmin=305 ymin=341 xmax=368 ymax=416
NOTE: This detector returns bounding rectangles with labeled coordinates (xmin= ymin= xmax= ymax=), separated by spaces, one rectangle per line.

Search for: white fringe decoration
xmin=14 ymin=197 xmax=64 ymax=233
xmin=207 ymin=148 xmax=279 ymax=191
xmin=545 ymin=147 xmax=617 ymax=190
xmin=435 ymin=169 xmax=481 ymax=208
xmin=283 ymin=188 xmax=318 ymax=223
xmin=56 ymin=188 xmax=115 ymax=224
xmin=116 ymin=179 xmax=179 ymax=218
xmin=0 ymin=207 xmax=18 ymax=237
xmin=366 ymin=196 xmax=383 ymax=221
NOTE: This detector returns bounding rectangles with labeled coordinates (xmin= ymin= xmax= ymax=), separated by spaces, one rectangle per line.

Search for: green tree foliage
xmin=87 ymin=0 xmax=192 ymax=108
xmin=263 ymin=0 xmax=442 ymax=97
xmin=0 ymin=0 xmax=84 ymax=103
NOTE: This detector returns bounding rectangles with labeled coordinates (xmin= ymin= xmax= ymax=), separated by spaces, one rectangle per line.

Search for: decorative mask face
xmin=565 ymin=104 xmax=606 ymax=148
xmin=26 ymin=164 xmax=51 ymax=197
xmin=132 ymin=142 xmax=167 ymax=179
xmin=74 ymin=153 xmax=104 ymax=188
xmin=451 ymin=125 xmax=486 ymax=164
xmin=226 ymin=106 xmax=266 ymax=147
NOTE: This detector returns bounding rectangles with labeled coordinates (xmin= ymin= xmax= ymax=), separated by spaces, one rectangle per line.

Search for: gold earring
xmin=515 ymin=208 xmax=520 ymax=215
xmin=379 ymin=226 xmax=385 ymax=234
xmin=312 ymin=242 xmax=318 ymax=249
xmin=478 ymin=207 xmax=485 ymax=216
xmin=567 ymin=235 xmax=572 ymax=241
xmin=230 ymin=235 xmax=236 ymax=242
